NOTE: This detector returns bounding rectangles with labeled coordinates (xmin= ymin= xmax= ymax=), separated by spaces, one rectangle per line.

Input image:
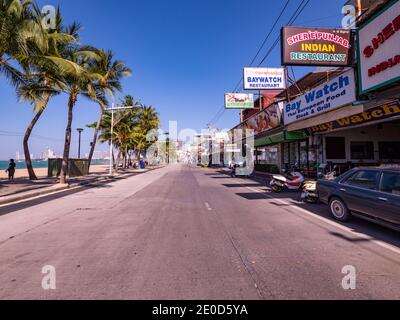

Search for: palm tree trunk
xmin=23 ymin=94 xmax=50 ymax=181
xmin=88 ymin=105 xmax=104 ymax=169
xmin=60 ymin=94 xmax=76 ymax=184
xmin=23 ymin=109 xmax=43 ymax=180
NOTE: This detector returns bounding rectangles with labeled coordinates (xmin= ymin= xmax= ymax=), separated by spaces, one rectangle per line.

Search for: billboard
xmin=281 ymin=26 xmax=353 ymax=66
xmin=225 ymin=93 xmax=254 ymax=109
xmin=242 ymin=103 xmax=282 ymax=135
xmin=243 ymin=68 xmax=286 ymax=90
xmin=357 ymin=0 xmax=400 ymax=95
xmin=284 ymin=69 xmax=356 ymax=125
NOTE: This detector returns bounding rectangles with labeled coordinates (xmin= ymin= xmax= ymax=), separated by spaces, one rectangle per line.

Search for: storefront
xmin=308 ymin=98 xmax=400 ymax=174
xmin=282 ymin=69 xmax=360 ymax=177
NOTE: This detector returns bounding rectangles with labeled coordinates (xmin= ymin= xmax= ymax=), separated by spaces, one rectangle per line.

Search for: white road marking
xmin=238 ymin=183 xmax=400 ymax=256
xmin=204 ymin=202 xmax=213 ymax=211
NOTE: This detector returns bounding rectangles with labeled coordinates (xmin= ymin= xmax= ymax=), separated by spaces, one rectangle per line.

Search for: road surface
xmin=0 ymin=164 xmax=399 ymax=300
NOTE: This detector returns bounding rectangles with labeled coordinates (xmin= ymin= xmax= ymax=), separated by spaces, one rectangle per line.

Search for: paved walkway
xmin=0 ymin=167 xmax=157 ymax=199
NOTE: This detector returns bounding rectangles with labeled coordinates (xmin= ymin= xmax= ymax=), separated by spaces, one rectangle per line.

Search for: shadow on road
xmin=209 ymin=168 xmax=400 ymax=248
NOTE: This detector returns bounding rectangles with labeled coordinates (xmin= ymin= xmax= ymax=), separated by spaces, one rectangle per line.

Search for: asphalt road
xmin=0 ymin=164 xmax=400 ymax=300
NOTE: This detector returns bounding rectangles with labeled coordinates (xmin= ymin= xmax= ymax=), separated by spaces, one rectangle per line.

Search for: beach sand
xmin=0 ymin=165 xmax=109 ymax=180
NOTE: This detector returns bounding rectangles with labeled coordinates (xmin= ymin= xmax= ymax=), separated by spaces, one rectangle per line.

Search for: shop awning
xmin=255 ymin=129 xmax=308 ymax=147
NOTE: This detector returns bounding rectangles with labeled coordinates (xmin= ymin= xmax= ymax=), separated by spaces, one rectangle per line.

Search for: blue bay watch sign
xmin=283 ymin=69 xmax=356 ymax=125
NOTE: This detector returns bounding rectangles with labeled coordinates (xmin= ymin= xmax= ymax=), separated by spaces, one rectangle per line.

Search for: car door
xmin=338 ymin=170 xmax=381 ymax=217
xmin=377 ymin=171 xmax=400 ymax=225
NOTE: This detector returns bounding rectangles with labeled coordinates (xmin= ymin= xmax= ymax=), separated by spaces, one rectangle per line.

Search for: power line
xmin=207 ymin=0 xmax=311 ymax=128
xmin=207 ymin=1 xmax=291 ymax=127
xmin=248 ymin=0 xmax=291 ymax=67
xmin=258 ymin=0 xmax=310 ymax=66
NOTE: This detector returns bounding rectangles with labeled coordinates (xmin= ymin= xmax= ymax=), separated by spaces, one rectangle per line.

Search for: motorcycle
xmin=270 ymin=169 xmax=305 ymax=193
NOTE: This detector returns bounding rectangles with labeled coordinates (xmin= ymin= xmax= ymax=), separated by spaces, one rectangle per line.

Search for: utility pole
xmin=165 ymin=132 xmax=170 ymax=165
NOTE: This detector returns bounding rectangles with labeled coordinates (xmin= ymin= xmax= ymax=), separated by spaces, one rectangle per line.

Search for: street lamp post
xmin=77 ymin=128 xmax=84 ymax=159
xmin=108 ymin=104 xmax=137 ymax=176
xmin=165 ymin=132 xmax=170 ymax=165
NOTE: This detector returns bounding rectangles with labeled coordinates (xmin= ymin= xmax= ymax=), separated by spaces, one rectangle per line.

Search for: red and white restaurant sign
xmin=358 ymin=0 xmax=400 ymax=95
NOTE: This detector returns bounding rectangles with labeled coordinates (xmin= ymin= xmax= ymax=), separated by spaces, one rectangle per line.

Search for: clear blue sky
xmin=0 ymin=0 xmax=346 ymax=159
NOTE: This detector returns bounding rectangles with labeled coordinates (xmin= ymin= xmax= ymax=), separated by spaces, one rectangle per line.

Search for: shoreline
xmin=0 ymin=165 xmax=109 ymax=180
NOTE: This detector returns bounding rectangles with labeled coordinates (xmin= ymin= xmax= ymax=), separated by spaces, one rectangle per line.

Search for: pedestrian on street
xmin=5 ymin=159 xmax=16 ymax=181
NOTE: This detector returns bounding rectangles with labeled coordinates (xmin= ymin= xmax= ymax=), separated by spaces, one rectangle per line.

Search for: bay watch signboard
xmin=284 ymin=69 xmax=356 ymax=125
xmin=281 ymin=26 xmax=353 ymax=66
xmin=243 ymin=68 xmax=286 ymax=90
xmin=358 ymin=0 xmax=400 ymax=95
xmin=225 ymin=93 xmax=254 ymax=109
xmin=308 ymin=100 xmax=400 ymax=134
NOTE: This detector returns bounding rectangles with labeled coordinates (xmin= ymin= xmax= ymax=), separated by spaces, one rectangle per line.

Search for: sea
xmin=0 ymin=159 xmax=109 ymax=170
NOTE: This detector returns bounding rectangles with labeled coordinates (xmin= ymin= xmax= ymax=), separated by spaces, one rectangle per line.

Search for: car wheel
xmin=329 ymin=197 xmax=351 ymax=222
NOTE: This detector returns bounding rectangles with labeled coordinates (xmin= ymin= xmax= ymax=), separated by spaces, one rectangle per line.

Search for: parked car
xmin=317 ymin=167 xmax=400 ymax=231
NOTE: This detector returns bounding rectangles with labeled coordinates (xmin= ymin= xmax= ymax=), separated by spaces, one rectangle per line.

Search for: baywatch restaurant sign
xmin=243 ymin=68 xmax=286 ymax=90
xmin=309 ymin=100 xmax=400 ymax=134
xmin=281 ymin=26 xmax=352 ymax=66
xmin=284 ymin=69 xmax=356 ymax=125
xmin=224 ymin=93 xmax=254 ymax=109
xmin=358 ymin=0 xmax=400 ymax=95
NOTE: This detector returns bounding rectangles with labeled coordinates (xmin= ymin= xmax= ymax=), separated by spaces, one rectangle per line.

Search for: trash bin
xmin=140 ymin=160 xmax=145 ymax=169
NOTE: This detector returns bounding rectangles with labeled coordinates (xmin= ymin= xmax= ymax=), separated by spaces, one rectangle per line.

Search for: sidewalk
xmin=0 ymin=166 xmax=163 ymax=206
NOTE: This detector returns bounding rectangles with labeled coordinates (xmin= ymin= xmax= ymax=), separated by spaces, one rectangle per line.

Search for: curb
xmin=0 ymin=166 xmax=164 ymax=206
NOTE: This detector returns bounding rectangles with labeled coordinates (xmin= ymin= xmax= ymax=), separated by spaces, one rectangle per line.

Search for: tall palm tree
xmin=17 ymin=6 xmax=77 ymax=180
xmin=0 ymin=0 xmax=40 ymax=89
xmin=58 ymin=45 xmax=101 ymax=184
xmin=133 ymin=105 xmax=159 ymax=162
xmin=87 ymin=50 xmax=131 ymax=168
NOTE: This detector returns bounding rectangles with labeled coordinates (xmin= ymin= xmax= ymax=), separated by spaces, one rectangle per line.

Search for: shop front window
xmin=300 ymin=141 xmax=308 ymax=168
xmin=379 ymin=142 xmax=400 ymax=160
xmin=350 ymin=141 xmax=374 ymax=160
xmin=326 ymin=137 xmax=346 ymax=160
xmin=266 ymin=146 xmax=279 ymax=165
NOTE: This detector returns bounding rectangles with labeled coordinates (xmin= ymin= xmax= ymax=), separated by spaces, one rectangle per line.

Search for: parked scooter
xmin=270 ymin=168 xmax=305 ymax=193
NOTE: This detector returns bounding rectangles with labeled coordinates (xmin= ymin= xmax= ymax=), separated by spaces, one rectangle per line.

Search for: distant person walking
xmin=5 ymin=159 xmax=16 ymax=181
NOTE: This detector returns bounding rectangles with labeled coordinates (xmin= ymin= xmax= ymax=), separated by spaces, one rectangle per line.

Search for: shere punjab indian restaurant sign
xmin=281 ymin=26 xmax=353 ymax=66
xmin=358 ymin=0 xmax=400 ymax=95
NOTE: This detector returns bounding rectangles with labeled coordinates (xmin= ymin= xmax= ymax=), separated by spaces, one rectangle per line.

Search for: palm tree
xmin=58 ymin=45 xmax=101 ymax=184
xmin=133 ymin=105 xmax=160 ymax=162
xmin=86 ymin=50 xmax=131 ymax=168
xmin=17 ymin=7 xmax=77 ymax=180
xmin=0 ymin=0 xmax=41 ymax=89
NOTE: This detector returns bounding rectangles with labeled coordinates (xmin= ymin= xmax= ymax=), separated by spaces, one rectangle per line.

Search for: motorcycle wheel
xmin=271 ymin=184 xmax=283 ymax=193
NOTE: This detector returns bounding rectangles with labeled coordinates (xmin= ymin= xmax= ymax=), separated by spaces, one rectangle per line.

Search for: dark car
xmin=317 ymin=167 xmax=400 ymax=231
